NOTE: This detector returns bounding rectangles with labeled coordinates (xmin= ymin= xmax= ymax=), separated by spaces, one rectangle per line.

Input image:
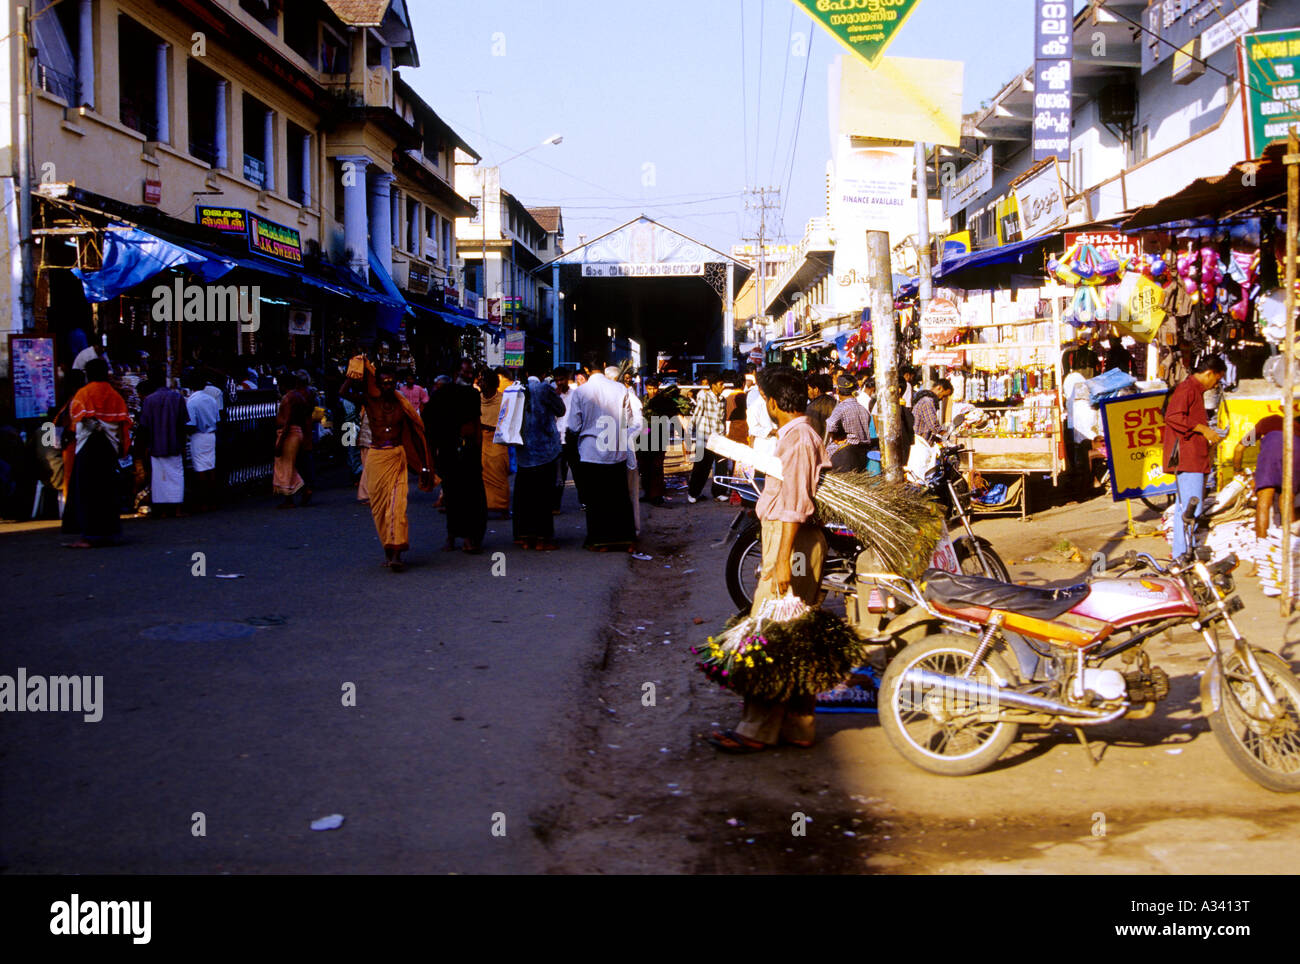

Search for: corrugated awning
xmin=1121 ymin=142 xmax=1288 ymax=230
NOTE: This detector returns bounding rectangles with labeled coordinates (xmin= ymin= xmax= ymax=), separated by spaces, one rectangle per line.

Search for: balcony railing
xmin=763 ymin=218 xmax=834 ymax=315
xmin=34 ymin=62 xmax=79 ymax=103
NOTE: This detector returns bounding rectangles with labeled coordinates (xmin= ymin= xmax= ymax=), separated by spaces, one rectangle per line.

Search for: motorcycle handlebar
xmin=1182 ymin=496 xmax=1200 ymax=523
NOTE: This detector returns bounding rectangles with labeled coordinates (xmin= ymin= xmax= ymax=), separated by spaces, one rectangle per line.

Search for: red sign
xmin=143 ymin=180 xmax=161 ymax=205
xmin=1064 ymin=231 xmax=1140 ymax=261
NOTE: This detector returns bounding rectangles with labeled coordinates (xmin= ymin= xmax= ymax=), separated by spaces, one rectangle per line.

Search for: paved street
xmin=5 ymin=474 xmax=1300 ymax=874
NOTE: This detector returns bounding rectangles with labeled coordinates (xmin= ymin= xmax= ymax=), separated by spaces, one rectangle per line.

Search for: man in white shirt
xmin=1063 ymin=370 xmax=1099 ymax=496
xmin=185 ymin=370 xmax=221 ymax=511
xmin=567 ymin=352 xmax=642 ymax=550
xmin=552 ymin=366 xmax=576 ymax=513
xmin=745 ymin=364 xmax=776 ymax=463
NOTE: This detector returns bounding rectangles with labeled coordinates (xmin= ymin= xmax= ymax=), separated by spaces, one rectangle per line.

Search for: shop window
xmin=187 ymin=61 xmax=220 ymax=167
xmin=118 ymin=16 xmax=160 ymax=139
xmin=406 ymin=198 xmax=418 ymax=253
xmin=425 ymin=209 xmax=436 ymax=260
xmin=442 ymin=219 xmax=452 ymax=268
xmin=33 ymin=0 xmax=80 ymax=103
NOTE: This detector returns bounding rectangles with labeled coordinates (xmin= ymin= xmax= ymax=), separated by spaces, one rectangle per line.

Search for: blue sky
xmin=404 ymin=0 xmax=1044 ymax=252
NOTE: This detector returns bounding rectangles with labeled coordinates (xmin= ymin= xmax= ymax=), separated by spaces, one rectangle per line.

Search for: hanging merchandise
xmin=1108 ymin=270 xmax=1167 ymax=342
xmin=842 ymin=321 xmax=873 ymax=373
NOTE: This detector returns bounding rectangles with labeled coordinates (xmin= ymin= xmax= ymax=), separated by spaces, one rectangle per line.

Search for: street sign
xmin=1099 ymin=391 xmax=1176 ymax=503
xmin=1240 ymin=28 xmax=1300 ymax=160
xmin=793 ymin=0 xmax=923 ymax=69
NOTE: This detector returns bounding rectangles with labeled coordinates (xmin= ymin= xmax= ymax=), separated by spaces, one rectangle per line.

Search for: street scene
xmin=2 ymin=0 xmax=1300 ymax=896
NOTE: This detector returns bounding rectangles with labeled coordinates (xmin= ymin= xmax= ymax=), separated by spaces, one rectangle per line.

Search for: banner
xmin=792 ymin=0 xmax=923 ymax=69
xmin=1240 ymin=28 xmax=1300 ymax=160
xmin=941 ymin=147 xmax=992 ymax=219
xmin=581 ymin=263 xmax=704 ymax=278
xmin=504 ymin=330 xmax=525 ymax=368
xmin=1032 ymin=0 xmax=1072 ymax=161
xmin=196 ymin=206 xmax=248 ymax=235
xmin=1099 ymin=391 xmax=1176 ymax=503
xmin=836 ymin=140 xmax=912 ymax=228
xmin=247 ymin=214 xmax=303 ymax=265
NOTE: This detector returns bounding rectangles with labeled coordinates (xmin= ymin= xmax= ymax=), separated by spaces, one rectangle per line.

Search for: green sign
xmin=792 ymin=0 xmax=922 ymax=68
xmin=1241 ymin=28 xmax=1300 ymax=159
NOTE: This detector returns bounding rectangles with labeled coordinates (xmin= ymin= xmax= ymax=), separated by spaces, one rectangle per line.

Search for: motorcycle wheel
xmin=724 ymin=522 xmax=763 ymax=612
xmin=953 ymin=536 xmax=1010 ymax=582
xmin=1206 ymin=648 xmax=1300 ymax=792
xmin=879 ymin=633 xmax=1020 ymax=776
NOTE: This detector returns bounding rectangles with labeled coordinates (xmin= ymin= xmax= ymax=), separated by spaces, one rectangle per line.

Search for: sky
xmin=403 ymin=0 xmax=1046 ymax=254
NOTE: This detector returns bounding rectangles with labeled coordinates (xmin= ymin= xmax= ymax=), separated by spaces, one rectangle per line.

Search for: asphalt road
xmin=0 ymin=472 xmax=630 ymax=873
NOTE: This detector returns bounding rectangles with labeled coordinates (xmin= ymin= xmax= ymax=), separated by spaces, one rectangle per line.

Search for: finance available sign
xmin=792 ymin=0 xmax=923 ymax=69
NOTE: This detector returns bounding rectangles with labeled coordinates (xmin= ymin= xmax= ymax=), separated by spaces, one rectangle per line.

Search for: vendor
xmin=1238 ymin=404 xmax=1300 ymax=540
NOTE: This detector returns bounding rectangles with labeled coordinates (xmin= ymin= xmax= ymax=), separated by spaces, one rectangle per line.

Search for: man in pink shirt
xmin=710 ymin=365 xmax=830 ymax=753
xmin=398 ymin=371 xmax=429 ymax=410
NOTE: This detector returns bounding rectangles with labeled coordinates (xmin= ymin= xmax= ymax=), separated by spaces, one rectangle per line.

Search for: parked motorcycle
xmin=872 ymin=497 xmax=1300 ymax=791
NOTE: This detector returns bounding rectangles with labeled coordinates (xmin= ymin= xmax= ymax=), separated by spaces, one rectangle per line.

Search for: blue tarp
xmin=368 ymin=247 xmax=411 ymax=334
xmin=931 ymin=235 xmax=1050 ymax=285
xmin=73 ymin=225 xmax=236 ymax=302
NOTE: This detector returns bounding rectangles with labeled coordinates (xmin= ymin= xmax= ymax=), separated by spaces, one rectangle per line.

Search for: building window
xmin=242 ymin=93 xmax=272 ymax=187
xmin=284 ymin=6 xmax=318 ymax=67
xmin=425 ymin=209 xmax=436 ymax=260
xmin=239 ymin=0 xmax=278 ymax=34
xmin=286 ymin=123 xmax=310 ymax=205
xmin=442 ymin=219 xmax=451 ymax=268
xmin=118 ymin=17 xmax=160 ymax=139
xmin=321 ymin=25 xmax=349 ymax=74
xmin=186 ymin=61 xmax=221 ymax=166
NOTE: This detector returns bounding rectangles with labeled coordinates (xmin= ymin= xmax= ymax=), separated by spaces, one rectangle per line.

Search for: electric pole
xmin=742 ymin=186 xmax=781 ymax=344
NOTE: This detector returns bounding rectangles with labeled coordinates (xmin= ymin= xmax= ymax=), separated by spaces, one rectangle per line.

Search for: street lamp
xmin=479 ymin=134 xmax=562 ymax=321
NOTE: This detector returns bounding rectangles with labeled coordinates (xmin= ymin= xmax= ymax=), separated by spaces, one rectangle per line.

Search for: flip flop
xmin=706 ymin=729 xmax=769 ymax=754
xmin=780 ymin=737 xmax=815 ymax=749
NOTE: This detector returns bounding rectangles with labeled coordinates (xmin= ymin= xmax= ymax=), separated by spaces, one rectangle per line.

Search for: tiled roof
xmin=322 ymin=0 xmax=390 ymax=27
xmin=526 ymin=206 xmax=563 ymax=233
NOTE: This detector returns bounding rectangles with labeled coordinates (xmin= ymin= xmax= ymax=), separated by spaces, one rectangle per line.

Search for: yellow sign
xmin=1217 ymin=395 xmax=1289 ymax=481
xmin=1099 ymin=391 xmax=1175 ymax=502
xmin=836 ymin=55 xmax=964 ymax=147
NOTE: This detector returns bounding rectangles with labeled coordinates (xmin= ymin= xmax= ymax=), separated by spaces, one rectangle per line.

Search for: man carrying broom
xmin=709 ymin=366 xmax=830 ymax=752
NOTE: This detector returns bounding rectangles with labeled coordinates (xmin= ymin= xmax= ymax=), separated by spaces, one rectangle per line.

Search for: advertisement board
xmin=247 ymin=214 xmax=303 ymax=265
xmin=793 ymin=0 xmax=923 ymax=69
xmin=1032 ymin=0 xmax=1072 ymax=161
xmin=1012 ymin=158 xmax=1067 ymax=239
xmin=1099 ymin=391 xmax=1176 ymax=503
xmin=196 ymin=206 xmax=249 ymax=235
xmin=1240 ymin=28 xmax=1300 ymax=160
xmin=9 ymin=336 xmax=56 ymax=419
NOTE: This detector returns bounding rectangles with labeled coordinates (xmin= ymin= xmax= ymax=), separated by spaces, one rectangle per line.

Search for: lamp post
xmin=479 ymin=134 xmax=562 ymax=322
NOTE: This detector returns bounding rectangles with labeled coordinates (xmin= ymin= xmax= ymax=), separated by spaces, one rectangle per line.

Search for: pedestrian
xmin=567 ymin=351 xmax=640 ymax=551
xmin=513 ymin=376 xmax=566 ymax=549
xmin=746 ymin=365 xmax=777 ymax=463
xmin=825 ymin=373 xmax=873 ymax=472
xmin=687 ymin=372 xmax=728 ymax=504
xmin=60 ymin=358 xmax=130 ymax=548
xmin=552 ymin=366 xmax=579 ymax=513
xmin=1162 ymin=356 xmax=1228 ymax=559
xmin=423 ymin=371 xmax=487 ymax=553
xmin=273 ymin=372 xmax=311 ymax=508
xmin=1251 ymin=417 xmax=1300 ymax=540
xmin=910 ymin=378 xmax=953 ymax=447
xmin=398 ymin=370 xmax=429 ymax=410
xmin=1062 ymin=366 xmax=1100 ymax=497
xmin=900 ymin=367 xmax=917 ymax=408
xmin=479 ymin=367 xmax=511 ymax=518
xmin=345 ymin=356 xmax=433 ymax=571
xmin=708 ymin=365 xmax=829 ymax=752
xmin=638 ymin=375 xmax=681 ymax=506
xmin=184 ymin=370 xmax=221 ymax=512
xmin=356 ymin=408 xmax=372 ymax=504
xmin=138 ymin=366 xmax=189 ymax=517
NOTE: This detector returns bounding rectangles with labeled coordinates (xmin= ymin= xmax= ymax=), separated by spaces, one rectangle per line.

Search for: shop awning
xmin=72 ymin=225 xmax=237 ymax=302
xmin=932 ymin=235 xmax=1053 ymax=287
xmin=1121 ymin=143 xmax=1288 ymax=230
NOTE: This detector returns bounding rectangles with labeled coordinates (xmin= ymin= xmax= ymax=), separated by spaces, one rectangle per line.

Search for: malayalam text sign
xmin=1033 ymin=0 xmax=1072 ymax=161
xmin=196 ymin=206 xmax=248 ymax=235
xmin=792 ymin=0 xmax=923 ymax=69
xmin=1240 ymin=28 xmax=1300 ymax=160
xmin=1100 ymin=391 xmax=1176 ymax=503
xmin=581 ymin=263 xmax=704 ymax=278
xmin=247 ymin=214 xmax=303 ymax=265
xmin=941 ymin=147 xmax=992 ymax=219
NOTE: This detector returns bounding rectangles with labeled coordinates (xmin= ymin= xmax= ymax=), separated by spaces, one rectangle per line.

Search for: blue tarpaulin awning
xmin=931 ymin=235 xmax=1053 ymax=286
xmin=72 ymin=225 xmax=237 ymax=302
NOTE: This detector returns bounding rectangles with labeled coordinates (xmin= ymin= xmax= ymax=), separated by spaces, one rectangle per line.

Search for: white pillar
xmin=390 ymin=190 xmax=400 ymax=249
xmin=552 ymin=263 xmax=562 ymax=366
xmin=724 ymin=261 xmax=735 ymax=355
xmin=339 ymin=155 xmax=370 ymax=278
xmin=154 ymin=43 xmax=169 ymax=142
xmin=299 ymin=133 xmax=311 ymax=205
xmin=369 ymin=170 xmax=394 ymax=276
xmin=77 ymin=0 xmax=94 ymax=108
xmin=214 ymin=81 xmax=228 ymax=169
xmin=262 ymin=109 xmax=275 ymax=192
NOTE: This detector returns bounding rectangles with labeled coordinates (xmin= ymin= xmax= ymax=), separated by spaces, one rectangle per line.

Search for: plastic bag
xmin=494 ymin=382 xmax=525 ymax=445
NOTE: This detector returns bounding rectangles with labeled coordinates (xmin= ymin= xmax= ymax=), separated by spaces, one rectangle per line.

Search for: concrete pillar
xmin=369 ymin=170 xmax=394 ymax=276
xmin=154 ymin=42 xmax=169 ymax=142
xmin=214 ymin=81 xmax=229 ymax=169
xmin=77 ymin=0 xmax=94 ymax=108
xmin=390 ymin=190 xmax=400 ymax=249
xmin=724 ymin=261 xmax=735 ymax=355
xmin=262 ymin=109 xmax=275 ymax=192
xmin=552 ymin=263 xmax=562 ymax=366
xmin=300 ymin=132 xmax=311 ymax=205
xmin=408 ymin=199 xmax=419 ymax=254
xmin=338 ymin=155 xmax=370 ymax=277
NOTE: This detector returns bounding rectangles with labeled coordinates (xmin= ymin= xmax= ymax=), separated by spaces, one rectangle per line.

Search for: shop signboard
xmin=504 ymin=330 xmax=525 ymax=368
xmin=247 ymin=214 xmax=303 ymax=265
xmin=1099 ymin=391 xmax=1176 ymax=503
xmin=1240 ymin=28 xmax=1300 ymax=160
xmin=8 ymin=336 xmax=56 ymax=419
xmin=1032 ymin=0 xmax=1071 ymax=161
xmin=580 ymin=262 xmax=703 ymax=277
xmin=488 ymin=297 xmax=502 ymax=323
xmin=1201 ymin=0 xmax=1258 ymax=59
xmin=196 ymin=206 xmax=249 ymax=235
xmin=941 ymin=147 xmax=992 ymax=219
xmin=792 ymin=0 xmax=923 ymax=69
xmin=407 ymin=262 xmax=430 ymax=294
xmin=287 ymin=308 xmax=311 ymax=336
xmin=143 ymin=179 xmax=162 ymax=205
xmin=1143 ymin=0 xmax=1247 ymax=73
xmin=1063 ymin=231 xmax=1141 ymax=262
xmin=1012 ymin=158 xmax=1067 ymax=239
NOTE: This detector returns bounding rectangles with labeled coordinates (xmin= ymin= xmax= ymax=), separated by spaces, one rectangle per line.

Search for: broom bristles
xmin=814 ymin=472 xmax=943 ymax=578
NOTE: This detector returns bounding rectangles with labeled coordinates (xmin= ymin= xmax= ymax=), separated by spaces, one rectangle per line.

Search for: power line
xmin=778 ymin=26 xmax=813 ymax=234
xmin=755 ymin=0 xmax=766 ymax=205
xmin=768 ymin=4 xmax=796 ymax=188
xmin=739 ymin=0 xmax=750 ymax=187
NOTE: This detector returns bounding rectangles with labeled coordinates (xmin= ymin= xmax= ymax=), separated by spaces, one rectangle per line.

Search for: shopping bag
xmin=494 ymin=383 xmax=525 ymax=445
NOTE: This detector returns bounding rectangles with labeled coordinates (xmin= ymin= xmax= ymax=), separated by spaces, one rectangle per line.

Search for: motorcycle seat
xmin=922 ymin=569 xmax=1090 ymax=620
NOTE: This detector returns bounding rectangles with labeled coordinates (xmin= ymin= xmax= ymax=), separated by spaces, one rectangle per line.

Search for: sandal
xmin=780 ymin=737 xmax=815 ymax=749
xmin=706 ymin=729 xmax=769 ymax=754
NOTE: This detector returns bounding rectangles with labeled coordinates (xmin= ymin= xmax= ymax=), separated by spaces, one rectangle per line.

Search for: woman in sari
xmin=479 ymin=368 xmax=511 ymax=516
xmin=61 ymin=358 xmax=131 ymax=548
xmin=273 ymin=374 xmax=311 ymax=507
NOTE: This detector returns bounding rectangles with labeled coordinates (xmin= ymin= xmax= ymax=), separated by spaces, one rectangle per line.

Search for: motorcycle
xmin=871 ymin=496 xmax=1300 ymax=791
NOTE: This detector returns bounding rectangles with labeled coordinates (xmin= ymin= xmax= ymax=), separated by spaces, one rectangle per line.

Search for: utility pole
xmin=17 ymin=4 xmax=34 ymax=333
xmin=914 ymin=141 xmax=932 ymax=388
xmin=742 ymin=186 xmax=780 ymax=347
xmin=1282 ymin=127 xmax=1298 ymax=615
xmin=867 ymin=230 xmax=901 ymax=481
